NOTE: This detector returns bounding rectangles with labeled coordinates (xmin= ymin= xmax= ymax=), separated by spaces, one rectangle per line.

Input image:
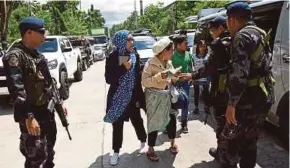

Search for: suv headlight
xmin=48 ymin=59 xmax=58 ymax=70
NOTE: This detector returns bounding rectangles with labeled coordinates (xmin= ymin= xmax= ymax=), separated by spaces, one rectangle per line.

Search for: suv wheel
xmin=74 ymin=60 xmax=83 ymax=82
xmin=87 ymin=57 xmax=91 ymax=68
xmin=59 ymin=70 xmax=70 ymax=100
xmin=82 ymin=59 xmax=88 ymax=71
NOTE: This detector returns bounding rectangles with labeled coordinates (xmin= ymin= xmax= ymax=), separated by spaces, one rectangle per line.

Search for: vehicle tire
xmin=93 ymin=56 xmax=98 ymax=62
xmin=74 ymin=60 xmax=83 ymax=82
xmin=278 ymin=92 xmax=289 ymax=149
xmin=59 ymin=70 xmax=70 ymax=100
xmin=89 ymin=55 xmax=94 ymax=65
xmin=82 ymin=59 xmax=88 ymax=71
xmin=87 ymin=58 xmax=91 ymax=68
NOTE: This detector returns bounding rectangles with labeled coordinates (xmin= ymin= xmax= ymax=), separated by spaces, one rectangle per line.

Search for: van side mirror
xmin=62 ymin=47 xmax=72 ymax=52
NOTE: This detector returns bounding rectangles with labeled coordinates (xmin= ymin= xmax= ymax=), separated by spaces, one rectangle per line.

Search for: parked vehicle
xmin=92 ymin=45 xmax=106 ymax=61
xmin=92 ymin=35 xmax=109 ymax=56
xmin=1 ymin=36 xmax=83 ymax=100
xmin=197 ymin=0 xmax=289 ymax=143
xmin=133 ymin=35 xmax=156 ymax=70
xmin=187 ymin=32 xmax=196 ymax=55
xmin=69 ymin=36 xmax=93 ymax=71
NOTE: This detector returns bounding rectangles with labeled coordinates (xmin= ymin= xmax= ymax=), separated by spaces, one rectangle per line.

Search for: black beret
xmin=225 ymin=1 xmax=252 ymax=17
xmin=209 ymin=16 xmax=227 ymax=28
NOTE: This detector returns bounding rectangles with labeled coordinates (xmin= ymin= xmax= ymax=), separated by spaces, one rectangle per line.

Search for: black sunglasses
xmin=31 ymin=29 xmax=46 ymax=35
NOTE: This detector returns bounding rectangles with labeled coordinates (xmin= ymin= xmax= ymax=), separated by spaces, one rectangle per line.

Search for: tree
xmin=5 ymin=0 xmax=106 ymax=42
xmin=111 ymin=1 xmax=229 ymax=36
xmin=0 ymin=0 xmax=20 ymax=43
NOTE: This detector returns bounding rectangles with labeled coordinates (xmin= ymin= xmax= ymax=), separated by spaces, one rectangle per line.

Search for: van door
xmin=280 ymin=2 xmax=289 ymax=91
xmin=271 ymin=1 xmax=287 ymax=115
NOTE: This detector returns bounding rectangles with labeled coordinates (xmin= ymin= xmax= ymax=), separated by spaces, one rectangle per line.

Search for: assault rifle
xmin=38 ymin=58 xmax=72 ymax=140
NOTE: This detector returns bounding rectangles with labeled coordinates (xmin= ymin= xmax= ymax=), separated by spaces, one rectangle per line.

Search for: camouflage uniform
xmin=2 ymin=17 xmax=57 ymax=168
xmin=218 ymin=2 xmax=273 ymax=168
xmin=193 ymin=17 xmax=231 ymax=143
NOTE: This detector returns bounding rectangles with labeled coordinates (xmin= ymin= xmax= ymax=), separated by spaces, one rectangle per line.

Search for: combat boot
xmin=209 ymin=147 xmax=218 ymax=160
xmin=220 ymin=164 xmax=238 ymax=168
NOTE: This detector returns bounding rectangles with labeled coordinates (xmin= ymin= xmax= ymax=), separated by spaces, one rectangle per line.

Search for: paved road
xmin=0 ymin=61 xmax=288 ymax=168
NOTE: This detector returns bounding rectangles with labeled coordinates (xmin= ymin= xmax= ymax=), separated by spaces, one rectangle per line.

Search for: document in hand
xmin=119 ymin=55 xmax=129 ymax=66
xmin=167 ymin=66 xmax=182 ymax=78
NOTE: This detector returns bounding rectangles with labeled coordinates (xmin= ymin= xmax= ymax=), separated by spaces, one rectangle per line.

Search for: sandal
xmin=146 ymin=150 xmax=159 ymax=162
xmin=170 ymin=145 xmax=179 ymax=155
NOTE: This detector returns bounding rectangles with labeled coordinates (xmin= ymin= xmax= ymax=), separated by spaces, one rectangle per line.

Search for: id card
xmin=119 ymin=55 xmax=129 ymax=66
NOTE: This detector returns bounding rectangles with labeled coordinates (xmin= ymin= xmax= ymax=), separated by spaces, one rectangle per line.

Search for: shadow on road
xmin=0 ymin=94 xmax=13 ymax=116
xmin=89 ymin=150 xmax=177 ymax=168
xmin=189 ymin=160 xmax=219 ymax=168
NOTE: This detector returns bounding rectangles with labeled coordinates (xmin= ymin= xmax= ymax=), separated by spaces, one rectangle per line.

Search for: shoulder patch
xmin=8 ymin=54 xmax=19 ymax=67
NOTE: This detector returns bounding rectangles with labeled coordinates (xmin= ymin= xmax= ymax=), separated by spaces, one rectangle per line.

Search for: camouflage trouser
xmin=213 ymin=105 xmax=227 ymax=140
xmin=19 ymin=119 xmax=57 ymax=168
xmin=217 ymin=107 xmax=267 ymax=168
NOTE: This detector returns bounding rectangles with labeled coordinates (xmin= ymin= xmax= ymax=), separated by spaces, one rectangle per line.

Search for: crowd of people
xmin=1 ymin=1 xmax=274 ymax=168
xmin=104 ymin=1 xmax=274 ymax=168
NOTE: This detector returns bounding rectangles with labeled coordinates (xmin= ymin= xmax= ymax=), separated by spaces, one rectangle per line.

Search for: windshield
xmin=187 ymin=35 xmax=195 ymax=47
xmin=94 ymin=46 xmax=102 ymax=50
xmin=70 ymin=40 xmax=83 ymax=47
xmin=134 ymin=38 xmax=156 ymax=50
xmin=36 ymin=38 xmax=58 ymax=53
xmin=94 ymin=36 xmax=107 ymax=44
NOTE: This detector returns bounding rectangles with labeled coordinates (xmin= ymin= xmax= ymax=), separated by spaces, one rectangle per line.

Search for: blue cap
xmin=19 ymin=17 xmax=45 ymax=33
xmin=209 ymin=16 xmax=227 ymax=28
xmin=225 ymin=1 xmax=252 ymax=16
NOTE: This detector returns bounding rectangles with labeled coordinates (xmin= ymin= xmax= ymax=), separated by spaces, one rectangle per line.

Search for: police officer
xmin=192 ymin=15 xmax=231 ymax=159
xmin=2 ymin=17 xmax=66 ymax=168
xmin=218 ymin=2 xmax=273 ymax=168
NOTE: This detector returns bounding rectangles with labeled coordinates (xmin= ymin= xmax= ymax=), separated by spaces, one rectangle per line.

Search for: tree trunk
xmin=0 ymin=0 xmax=7 ymax=41
xmin=0 ymin=1 xmax=18 ymax=43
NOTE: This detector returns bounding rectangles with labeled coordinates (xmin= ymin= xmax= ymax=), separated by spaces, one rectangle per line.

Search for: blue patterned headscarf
xmin=104 ymin=30 xmax=137 ymax=123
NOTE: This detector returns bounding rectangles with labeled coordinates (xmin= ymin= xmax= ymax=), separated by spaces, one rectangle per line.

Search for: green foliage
xmin=111 ymin=0 xmax=229 ymax=36
xmin=6 ymin=0 xmax=105 ymax=43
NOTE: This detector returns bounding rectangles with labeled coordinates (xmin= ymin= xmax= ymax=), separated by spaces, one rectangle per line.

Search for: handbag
xmin=170 ymin=85 xmax=179 ymax=103
xmin=171 ymin=84 xmax=188 ymax=110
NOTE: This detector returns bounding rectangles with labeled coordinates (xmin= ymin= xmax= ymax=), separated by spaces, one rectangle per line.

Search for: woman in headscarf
xmin=142 ymin=37 xmax=179 ymax=162
xmin=104 ymin=30 xmax=147 ymax=166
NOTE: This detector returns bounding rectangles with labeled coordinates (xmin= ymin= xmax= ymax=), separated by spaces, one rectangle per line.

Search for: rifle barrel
xmin=66 ymin=127 xmax=72 ymax=140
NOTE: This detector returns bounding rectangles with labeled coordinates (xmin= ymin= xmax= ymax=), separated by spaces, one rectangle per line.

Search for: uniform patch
xmin=8 ymin=55 xmax=19 ymax=67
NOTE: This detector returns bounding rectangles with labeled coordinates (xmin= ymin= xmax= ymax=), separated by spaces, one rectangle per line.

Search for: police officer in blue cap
xmin=2 ymin=16 xmax=66 ymax=168
xmin=192 ymin=15 xmax=231 ymax=159
xmin=217 ymin=1 xmax=274 ymax=168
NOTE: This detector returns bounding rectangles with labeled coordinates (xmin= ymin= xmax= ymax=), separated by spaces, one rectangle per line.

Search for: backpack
xmin=241 ymin=25 xmax=275 ymax=105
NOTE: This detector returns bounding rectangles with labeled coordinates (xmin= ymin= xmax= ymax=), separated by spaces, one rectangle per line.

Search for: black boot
xmin=181 ymin=121 xmax=188 ymax=134
xmin=209 ymin=147 xmax=218 ymax=160
xmin=220 ymin=164 xmax=238 ymax=168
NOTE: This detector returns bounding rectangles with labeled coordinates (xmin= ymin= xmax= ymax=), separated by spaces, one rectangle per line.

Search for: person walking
xmin=142 ymin=37 xmax=179 ymax=162
xmin=104 ymin=30 xmax=147 ymax=166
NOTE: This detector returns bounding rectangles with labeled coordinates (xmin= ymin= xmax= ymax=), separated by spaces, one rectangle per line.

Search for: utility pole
xmin=134 ymin=0 xmax=137 ymax=29
xmin=28 ymin=0 xmax=32 ymax=16
xmin=140 ymin=0 xmax=143 ymax=16
xmin=79 ymin=0 xmax=81 ymax=10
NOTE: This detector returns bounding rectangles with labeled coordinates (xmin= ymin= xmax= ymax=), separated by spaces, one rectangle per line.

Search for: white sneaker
xmin=139 ymin=142 xmax=147 ymax=154
xmin=110 ymin=153 xmax=119 ymax=166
